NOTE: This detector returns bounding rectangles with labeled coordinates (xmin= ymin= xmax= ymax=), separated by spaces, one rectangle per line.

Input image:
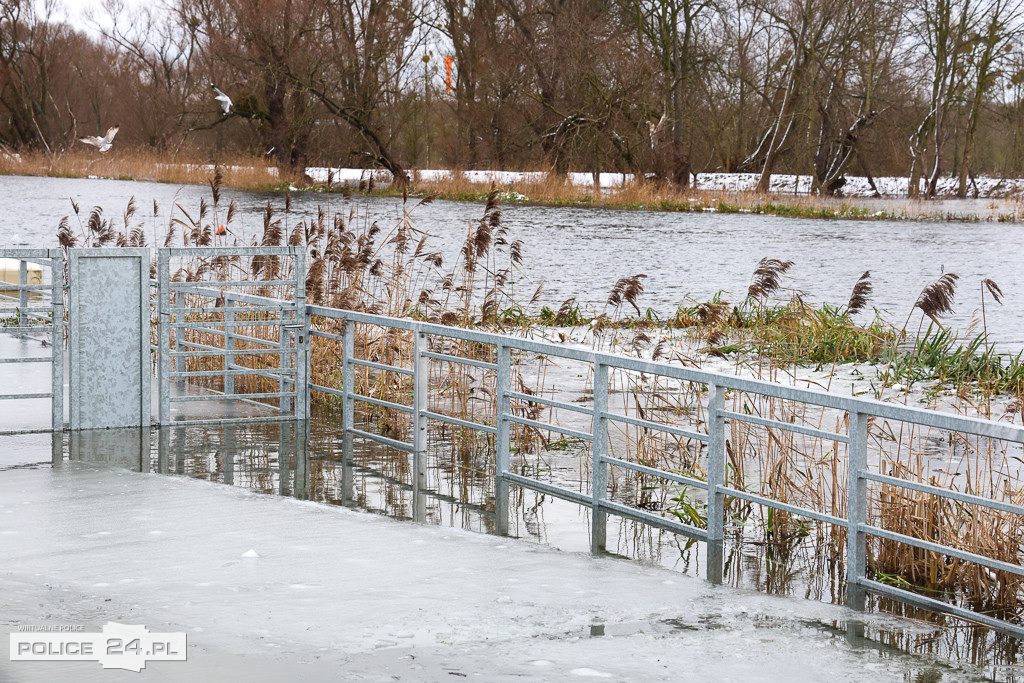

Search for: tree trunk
xmin=670 ymin=22 xmax=689 ymax=188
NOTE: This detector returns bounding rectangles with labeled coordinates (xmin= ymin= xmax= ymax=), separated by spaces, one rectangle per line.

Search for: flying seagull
xmin=79 ymin=125 xmax=119 ymax=153
xmin=211 ymin=83 xmax=233 ymax=115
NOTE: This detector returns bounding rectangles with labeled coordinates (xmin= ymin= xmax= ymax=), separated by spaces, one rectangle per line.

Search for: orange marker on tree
xmin=444 ymin=56 xmax=454 ymax=94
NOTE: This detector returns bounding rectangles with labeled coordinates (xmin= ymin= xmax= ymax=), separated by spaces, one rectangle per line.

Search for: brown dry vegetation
xmin=6 ymin=147 xmax=1001 ymax=222
xmin=0 ymin=149 xmax=289 ymax=187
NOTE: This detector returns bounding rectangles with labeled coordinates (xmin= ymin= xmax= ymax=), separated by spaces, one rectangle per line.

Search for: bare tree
xmin=94 ymin=0 xmax=203 ymax=149
xmin=955 ymin=0 xmax=1024 ymax=196
xmin=907 ymin=0 xmax=979 ymax=197
xmin=617 ymin=0 xmax=717 ymax=186
xmin=0 ymin=0 xmax=103 ymax=152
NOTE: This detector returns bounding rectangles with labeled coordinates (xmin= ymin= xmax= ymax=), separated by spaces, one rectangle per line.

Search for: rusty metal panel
xmin=69 ymin=249 xmax=151 ymax=430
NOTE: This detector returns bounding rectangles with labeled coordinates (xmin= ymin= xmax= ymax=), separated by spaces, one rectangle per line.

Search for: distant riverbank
xmin=2 ymin=150 xmax=1023 ymax=222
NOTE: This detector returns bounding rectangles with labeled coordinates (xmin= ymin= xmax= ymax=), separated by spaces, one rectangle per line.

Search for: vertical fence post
xmin=342 ymin=318 xmax=355 ymax=467
xmin=295 ymin=312 xmax=309 ymax=421
xmin=705 ymin=382 xmax=726 ymax=585
xmin=412 ymin=327 xmax=428 ymax=523
xmin=157 ymin=250 xmax=170 ymax=425
xmin=49 ymin=254 xmax=64 ymax=432
xmin=847 ymin=411 xmax=869 ymax=611
xmin=294 ymin=248 xmax=308 ymax=421
xmin=590 ymin=361 xmax=610 ymax=553
xmin=279 ymin=316 xmax=289 ymax=414
xmin=17 ymin=259 xmax=27 ymax=329
xmin=223 ymin=298 xmax=235 ymax=395
xmin=494 ymin=342 xmax=512 ymax=536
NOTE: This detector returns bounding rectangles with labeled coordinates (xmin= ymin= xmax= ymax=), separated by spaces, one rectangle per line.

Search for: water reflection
xmin=67 ymin=428 xmax=150 ymax=472
xmin=54 ymin=418 xmax=1024 ymax=679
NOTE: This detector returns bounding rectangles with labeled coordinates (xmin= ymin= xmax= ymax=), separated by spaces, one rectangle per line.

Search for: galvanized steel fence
xmin=0 ymin=249 xmax=64 ymax=433
xmin=155 ymin=246 xmax=308 ymax=426
xmin=307 ymin=305 xmax=1024 ymax=639
xmin=2 ymin=246 xmax=1022 ymax=637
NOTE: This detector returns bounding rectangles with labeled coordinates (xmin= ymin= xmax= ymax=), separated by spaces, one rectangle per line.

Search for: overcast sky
xmin=41 ymin=0 xmax=150 ymax=34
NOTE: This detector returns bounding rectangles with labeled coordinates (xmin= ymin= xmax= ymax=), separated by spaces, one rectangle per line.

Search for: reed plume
xmin=915 ymin=273 xmax=959 ymax=323
xmin=982 ymin=278 xmax=1003 ymax=305
xmin=607 ymin=274 xmax=647 ymax=316
xmin=847 ymin=271 xmax=872 ymax=315
xmin=57 ymin=217 xmax=76 ymax=249
xmin=747 ymin=258 xmax=794 ymax=300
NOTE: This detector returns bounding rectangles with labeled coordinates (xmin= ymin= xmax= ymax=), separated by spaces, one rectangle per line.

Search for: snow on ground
xmin=0 ymin=448 xmax=984 ymax=682
xmin=693 ymin=172 xmax=1024 ymax=198
xmin=302 ymin=166 xmax=1024 ymax=199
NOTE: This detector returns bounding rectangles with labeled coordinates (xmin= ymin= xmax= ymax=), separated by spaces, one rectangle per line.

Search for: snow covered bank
xmin=0 ymin=454 xmax=987 ymax=682
xmin=303 ymin=166 xmax=1024 ymax=199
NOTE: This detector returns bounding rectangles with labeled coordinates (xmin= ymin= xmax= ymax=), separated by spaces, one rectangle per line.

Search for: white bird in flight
xmin=211 ymin=83 xmax=233 ymax=115
xmin=79 ymin=125 xmax=119 ymax=153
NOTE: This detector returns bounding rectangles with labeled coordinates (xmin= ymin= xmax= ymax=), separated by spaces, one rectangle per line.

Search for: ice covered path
xmin=0 ymin=458 xmax=975 ymax=682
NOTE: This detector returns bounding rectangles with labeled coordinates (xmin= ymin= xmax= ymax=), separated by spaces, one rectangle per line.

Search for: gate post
xmin=158 ymin=249 xmax=170 ymax=425
xmin=49 ymin=253 xmax=64 ymax=432
xmin=590 ymin=361 xmax=609 ymax=553
xmin=68 ymin=248 xmax=151 ymax=430
xmin=412 ymin=327 xmax=428 ymax=523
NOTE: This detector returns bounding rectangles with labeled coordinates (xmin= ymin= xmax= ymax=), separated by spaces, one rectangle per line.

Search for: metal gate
xmin=156 ymin=246 xmax=307 ymax=426
xmin=0 ymin=249 xmax=64 ymax=433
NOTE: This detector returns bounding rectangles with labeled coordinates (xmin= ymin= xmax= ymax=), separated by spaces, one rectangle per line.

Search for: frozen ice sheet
xmin=0 ymin=463 xmax=983 ymax=682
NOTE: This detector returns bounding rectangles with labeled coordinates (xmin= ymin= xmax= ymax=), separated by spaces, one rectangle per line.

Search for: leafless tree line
xmin=2 ymin=0 xmax=1024 ymax=196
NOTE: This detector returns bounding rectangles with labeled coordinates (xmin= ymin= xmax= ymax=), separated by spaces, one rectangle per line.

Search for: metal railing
xmin=307 ymin=304 xmax=1024 ymax=639
xmin=3 ymin=245 xmax=1022 ymax=637
xmin=0 ymin=249 xmax=64 ymax=433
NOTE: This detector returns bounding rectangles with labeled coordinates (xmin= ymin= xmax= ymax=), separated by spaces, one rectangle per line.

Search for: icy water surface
xmin=1 ymin=174 xmax=1022 ymax=347
xmin=3 ymin=425 xmax=1003 ymax=682
xmin=2 ymin=423 xmax=1015 ymax=679
xmin=1 ymin=420 xmax=1018 ymax=680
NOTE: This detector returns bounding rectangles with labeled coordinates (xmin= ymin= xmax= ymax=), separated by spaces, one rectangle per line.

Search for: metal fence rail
xmin=0 ymin=249 xmax=64 ymax=433
xmin=307 ymin=304 xmax=1024 ymax=639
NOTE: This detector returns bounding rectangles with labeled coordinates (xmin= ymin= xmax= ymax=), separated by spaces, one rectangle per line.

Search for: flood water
xmin=6 ymin=424 xmax=1006 ymax=682
xmin=1 ymin=174 xmax=1022 ymax=348
xmin=0 ymin=418 xmax=1018 ymax=680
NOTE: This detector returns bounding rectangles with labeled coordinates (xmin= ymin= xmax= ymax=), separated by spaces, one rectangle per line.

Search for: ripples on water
xmin=2 ymin=174 xmax=1021 ymax=347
